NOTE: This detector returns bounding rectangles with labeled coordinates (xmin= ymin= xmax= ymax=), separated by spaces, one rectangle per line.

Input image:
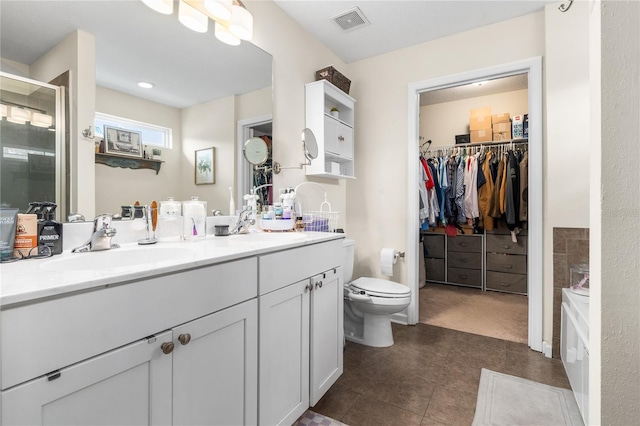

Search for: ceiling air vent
xmin=331 ymin=7 xmax=370 ymax=32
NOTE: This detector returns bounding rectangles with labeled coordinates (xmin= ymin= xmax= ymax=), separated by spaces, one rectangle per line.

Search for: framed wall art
xmin=195 ymin=147 xmax=215 ymax=185
xmin=104 ymin=126 xmax=142 ymax=158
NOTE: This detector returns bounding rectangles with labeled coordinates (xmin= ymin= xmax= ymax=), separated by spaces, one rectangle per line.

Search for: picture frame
xmin=104 ymin=126 xmax=142 ymax=158
xmin=195 ymin=147 xmax=215 ymax=185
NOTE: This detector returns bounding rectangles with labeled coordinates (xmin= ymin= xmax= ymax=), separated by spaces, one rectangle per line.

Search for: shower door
xmin=0 ymin=72 xmax=64 ymax=220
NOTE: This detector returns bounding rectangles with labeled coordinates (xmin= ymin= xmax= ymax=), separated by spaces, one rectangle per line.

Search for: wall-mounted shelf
xmin=95 ymin=153 xmax=163 ymax=175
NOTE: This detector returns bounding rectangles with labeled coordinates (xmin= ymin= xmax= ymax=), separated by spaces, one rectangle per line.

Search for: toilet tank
xmin=342 ymin=239 xmax=355 ymax=284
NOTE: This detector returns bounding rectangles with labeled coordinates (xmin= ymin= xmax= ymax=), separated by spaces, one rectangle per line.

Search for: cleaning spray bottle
xmin=229 ymin=187 xmax=236 ymax=216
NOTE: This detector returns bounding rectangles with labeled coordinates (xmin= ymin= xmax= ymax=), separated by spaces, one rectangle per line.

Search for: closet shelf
xmin=95 ymin=153 xmax=163 ymax=175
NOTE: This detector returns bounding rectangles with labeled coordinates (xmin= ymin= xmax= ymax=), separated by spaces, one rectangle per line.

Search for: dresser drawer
xmin=423 ymin=234 xmax=445 ymax=258
xmin=447 ymin=235 xmax=482 ymax=253
xmin=486 ymin=271 xmax=527 ymax=294
xmin=447 ymin=267 xmax=482 ymax=288
xmin=424 ymin=258 xmax=445 ymax=282
xmin=447 ymin=251 xmax=482 ymax=270
xmin=486 ymin=253 xmax=527 ymax=275
xmin=486 ymin=234 xmax=527 ymax=255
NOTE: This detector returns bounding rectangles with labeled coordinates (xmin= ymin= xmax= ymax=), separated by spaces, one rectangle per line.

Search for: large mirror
xmin=0 ymin=0 xmax=272 ymax=220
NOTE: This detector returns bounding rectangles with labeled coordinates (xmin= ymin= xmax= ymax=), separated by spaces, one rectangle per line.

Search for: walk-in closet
xmin=417 ymin=74 xmax=530 ymax=344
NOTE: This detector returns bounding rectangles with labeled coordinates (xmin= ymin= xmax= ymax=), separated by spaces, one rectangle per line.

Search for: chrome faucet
xmin=230 ymin=208 xmax=255 ymax=235
xmin=72 ymin=214 xmax=120 ymax=252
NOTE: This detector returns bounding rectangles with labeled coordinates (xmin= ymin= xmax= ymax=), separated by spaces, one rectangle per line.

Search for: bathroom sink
xmin=40 ymin=246 xmax=198 ymax=272
xmin=228 ymin=232 xmax=306 ymax=243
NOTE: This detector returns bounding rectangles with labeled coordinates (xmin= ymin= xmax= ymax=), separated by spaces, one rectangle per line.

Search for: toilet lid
xmin=350 ymin=277 xmax=411 ymax=298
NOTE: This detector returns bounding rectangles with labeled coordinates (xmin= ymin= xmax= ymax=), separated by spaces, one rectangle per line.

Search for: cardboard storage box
xmin=492 ymin=113 xmax=511 ymax=124
xmin=470 ymin=129 xmax=492 ymax=143
xmin=493 ymin=131 xmax=512 ymax=141
xmin=493 ymin=122 xmax=511 ymax=133
xmin=469 ymin=115 xmax=492 ymax=130
xmin=470 ymin=107 xmax=491 ymax=117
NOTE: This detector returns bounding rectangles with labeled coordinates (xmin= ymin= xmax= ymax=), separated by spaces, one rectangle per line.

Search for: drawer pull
xmin=503 ymin=265 xmax=513 ymax=269
xmin=315 ymin=281 xmax=323 ymax=289
xmin=178 ymin=333 xmax=191 ymax=346
xmin=338 ymin=135 xmax=345 ymax=142
xmin=305 ymin=283 xmax=313 ymax=292
xmin=161 ymin=342 xmax=174 ymax=355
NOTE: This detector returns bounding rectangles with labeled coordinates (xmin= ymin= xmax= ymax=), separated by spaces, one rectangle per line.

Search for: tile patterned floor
xmin=311 ymin=323 xmax=570 ymax=426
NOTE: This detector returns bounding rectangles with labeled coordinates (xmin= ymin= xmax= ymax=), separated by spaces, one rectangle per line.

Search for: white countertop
xmin=0 ymin=232 xmax=344 ymax=307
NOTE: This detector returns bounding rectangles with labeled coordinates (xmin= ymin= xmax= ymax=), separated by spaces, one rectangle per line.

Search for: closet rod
xmin=423 ymin=138 xmax=528 ymax=151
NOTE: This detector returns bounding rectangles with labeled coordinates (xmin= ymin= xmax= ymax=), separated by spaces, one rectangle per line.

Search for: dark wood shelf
xmin=95 ymin=153 xmax=163 ymax=175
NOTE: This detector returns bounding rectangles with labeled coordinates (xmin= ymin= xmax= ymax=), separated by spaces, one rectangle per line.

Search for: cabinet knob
xmin=161 ymin=342 xmax=174 ymax=355
xmin=338 ymin=135 xmax=345 ymax=142
xmin=305 ymin=283 xmax=313 ymax=292
xmin=178 ymin=333 xmax=192 ymax=345
xmin=315 ymin=281 xmax=323 ymax=289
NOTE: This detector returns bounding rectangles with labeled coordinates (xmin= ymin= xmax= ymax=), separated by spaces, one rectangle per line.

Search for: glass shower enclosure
xmin=1 ymin=72 xmax=64 ymax=220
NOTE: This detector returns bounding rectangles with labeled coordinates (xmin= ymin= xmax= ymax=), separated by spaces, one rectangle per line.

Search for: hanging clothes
xmin=464 ymin=153 xmax=479 ymax=222
xmin=490 ymin=154 xmax=504 ymax=218
xmin=519 ymin=151 xmax=529 ymax=221
xmin=455 ymin=156 xmax=466 ymax=224
xmin=478 ymin=150 xmax=495 ymax=231
xmin=418 ymin=157 xmax=430 ymax=227
xmin=505 ymin=150 xmax=521 ymax=229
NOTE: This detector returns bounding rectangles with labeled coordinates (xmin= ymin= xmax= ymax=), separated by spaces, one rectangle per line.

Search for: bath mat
xmin=293 ymin=409 xmax=348 ymax=426
xmin=472 ymin=369 xmax=583 ymax=426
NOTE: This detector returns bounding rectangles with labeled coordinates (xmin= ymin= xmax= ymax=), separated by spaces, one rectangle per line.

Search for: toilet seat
xmin=349 ymin=277 xmax=411 ymax=298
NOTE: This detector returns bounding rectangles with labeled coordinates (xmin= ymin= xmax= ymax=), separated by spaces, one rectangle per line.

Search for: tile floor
xmin=312 ymin=323 xmax=570 ymax=426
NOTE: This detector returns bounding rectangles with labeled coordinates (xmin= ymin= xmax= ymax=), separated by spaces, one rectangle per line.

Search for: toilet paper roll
xmin=380 ymin=248 xmax=397 ymax=276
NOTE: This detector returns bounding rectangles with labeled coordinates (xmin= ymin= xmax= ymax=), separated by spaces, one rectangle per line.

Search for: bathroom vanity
xmin=1 ymin=232 xmax=344 ymax=425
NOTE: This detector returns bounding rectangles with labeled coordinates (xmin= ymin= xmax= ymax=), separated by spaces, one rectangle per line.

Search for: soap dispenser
xmin=38 ymin=202 xmax=63 ymax=254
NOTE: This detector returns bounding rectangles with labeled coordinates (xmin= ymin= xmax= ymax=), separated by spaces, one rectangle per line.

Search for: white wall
xmin=420 ymin=89 xmax=528 ymax=147
xmin=30 ymin=30 xmax=96 ymax=219
xmin=94 ymin=86 xmax=182 ymax=214
xmin=346 ymin=13 xmax=545 ymax=289
xmin=181 ymin=96 xmax=236 ymax=213
xmin=247 ymin=1 xmax=348 ymax=229
xmin=597 ymin=1 xmax=640 ymax=423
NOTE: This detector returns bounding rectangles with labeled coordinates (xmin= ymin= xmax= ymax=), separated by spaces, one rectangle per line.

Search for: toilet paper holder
xmin=394 ymin=251 xmax=405 ymax=261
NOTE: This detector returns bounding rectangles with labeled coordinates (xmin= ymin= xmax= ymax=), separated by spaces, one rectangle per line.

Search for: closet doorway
xmin=237 ymin=115 xmax=273 ymax=210
xmin=407 ymin=58 xmax=543 ymax=353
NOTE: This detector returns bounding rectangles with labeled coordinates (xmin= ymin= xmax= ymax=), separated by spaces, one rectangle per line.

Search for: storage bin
xmin=315 ymin=66 xmax=351 ymax=94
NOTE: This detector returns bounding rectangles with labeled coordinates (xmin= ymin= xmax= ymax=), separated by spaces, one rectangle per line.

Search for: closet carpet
xmin=419 ymin=283 xmax=528 ymax=344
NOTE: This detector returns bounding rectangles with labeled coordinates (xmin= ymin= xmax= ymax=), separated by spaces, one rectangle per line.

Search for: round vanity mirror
xmin=302 ymin=128 xmax=318 ymax=161
xmin=243 ymin=137 xmax=269 ymax=166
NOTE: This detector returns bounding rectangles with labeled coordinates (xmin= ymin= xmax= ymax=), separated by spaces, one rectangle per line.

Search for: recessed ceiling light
xmin=138 ymin=82 xmax=154 ymax=89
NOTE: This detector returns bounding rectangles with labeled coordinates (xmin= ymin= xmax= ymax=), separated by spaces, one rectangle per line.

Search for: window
xmin=95 ymin=112 xmax=172 ymax=149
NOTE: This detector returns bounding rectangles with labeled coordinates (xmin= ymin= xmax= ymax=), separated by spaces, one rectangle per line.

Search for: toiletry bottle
xmin=229 ymin=187 xmax=236 ymax=216
xmin=274 ymin=202 xmax=283 ymax=219
xmin=38 ymin=202 xmax=63 ymax=254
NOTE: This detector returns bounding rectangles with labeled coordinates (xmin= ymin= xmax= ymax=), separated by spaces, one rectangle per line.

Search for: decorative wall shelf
xmin=95 ymin=153 xmax=163 ymax=175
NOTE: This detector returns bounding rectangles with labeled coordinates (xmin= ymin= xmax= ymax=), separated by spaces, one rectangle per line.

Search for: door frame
xmin=406 ymin=57 xmax=543 ymax=352
xmin=236 ymin=114 xmax=272 ymax=209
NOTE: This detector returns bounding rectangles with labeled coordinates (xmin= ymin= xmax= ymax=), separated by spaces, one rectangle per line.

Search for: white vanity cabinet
xmin=258 ymin=240 xmax=344 ymax=426
xmin=1 ymin=258 xmax=259 ymax=426
xmin=305 ymin=79 xmax=356 ymax=179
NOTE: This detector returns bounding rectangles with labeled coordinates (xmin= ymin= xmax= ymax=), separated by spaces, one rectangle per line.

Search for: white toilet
xmin=342 ymin=239 xmax=412 ymax=347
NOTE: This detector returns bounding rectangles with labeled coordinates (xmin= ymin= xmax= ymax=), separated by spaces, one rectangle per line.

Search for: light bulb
xmin=141 ymin=0 xmax=173 ymax=15
xmin=229 ymin=3 xmax=253 ymax=40
xmin=178 ymin=1 xmax=208 ymax=33
xmin=215 ymin=21 xmax=241 ymax=46
xmin=204 ymin=0 xmax=232 ymax=21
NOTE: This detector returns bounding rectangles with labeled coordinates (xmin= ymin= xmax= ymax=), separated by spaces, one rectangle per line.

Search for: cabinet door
xmin=2 ymin=331 xmax=173 ymax=426
xmin=259 ymin=280 xmax=310 ymax=426
xmin=172 ymin=299 xmax=258 ymax=426
xmin=310 ymin=267 xmax=343 ymax=406
xmin=324 ymin=116 xmax=353 ymax=159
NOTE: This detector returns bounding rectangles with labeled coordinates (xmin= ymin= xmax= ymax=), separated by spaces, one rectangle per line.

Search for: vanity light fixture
xmin=138 ymin=81 xmax=154 ymax=89
xmin=31 ymin=112 xmax=54 ymax=128
xmin=141 ymin=0 xmax=173 ymax=15
xmin=0 ymin=104 xmax=7 ymax=117
xmin=204 ymin=0 xmax=232 ymax=21
xmin=229 ymin=0 xmax=253 ymax=40
xmin=7 ymin=106 xmax=30 ymax=124
xmin=178 ymin=0 xmax=209 ymax=33
xmin=215 ymin=21 xmax=241 ymax=46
